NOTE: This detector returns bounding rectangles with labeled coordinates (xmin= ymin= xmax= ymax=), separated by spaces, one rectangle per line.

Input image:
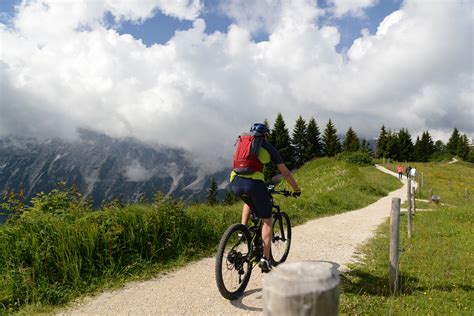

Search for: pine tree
xmin=305 ymin=117 xmax=321 ymax=160
xmin=361 ymin=138 xmax=374 ymax=156
xmin=457 ymin=134 xmax=470 ymax=160
xmin=322 ymin=119 xmax=341 ymax=157
xmin=414 ymin=136 xmax=422 ymax=161
xmin=207 ymin=178 xmax=218 ymax=205
xmin=361 ymin=139 xmax=368 ymax=152
xmin=343 ymin=127 xmax=360 ymax=152
xmin=272 ymin=113 xmax=294 ymax=169
xmin=397 ymin=128 xmax=414 ymax=161
xmin=223 ymin=190 xmax=237 ymax=205
xmin=422 ymin=131 xmax=435 ymax=160
xmin=376 ymin=125 xmax=388 ymax=158
xmin=384 ymin=131 xmax=400 ymax=161
xmin=414 ymin=131 xmax=435 ymax=162
xmin=291 ymin=115 xmax=308 ymax=168
xmin=434 ymin=140 xmax=446 ymax=154
xmin=447 ymin=128 xmax=460 ymax=155
xmin=263 ymin=119 xmax=272 ymax=143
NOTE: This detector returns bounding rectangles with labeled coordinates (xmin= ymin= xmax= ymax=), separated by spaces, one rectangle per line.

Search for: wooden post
xmin=263 ymin=262 xmax=340 ymax=316
xmin=412 ymin=187 xmax=416 ymax=215
xmin=429 ymin=188 xmax=433 ymax=203
xmin=421 ymin=172 xmax=424 ymax=188
xmin=390 ymin=198 xmax=401 ymax=294
xmin=407 ymin=177 xmax=412 ymax=239
xmin=465 ymin=188 xmax=468 ymax=200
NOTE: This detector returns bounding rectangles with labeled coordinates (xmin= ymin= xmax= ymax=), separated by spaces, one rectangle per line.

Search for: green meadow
xmin=0 ymin=157 xmax=402 ymax=314
xmin=339 ymin=160 xmax=474 ymax=314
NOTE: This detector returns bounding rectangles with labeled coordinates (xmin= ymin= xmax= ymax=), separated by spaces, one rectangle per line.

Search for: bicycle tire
xmin=215 ymin=223 xmax=252 ymax=300
xmin=270 ymin=211 xmax=291 ymax=265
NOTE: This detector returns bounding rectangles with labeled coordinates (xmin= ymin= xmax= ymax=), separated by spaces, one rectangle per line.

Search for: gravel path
xmin=59 ymin=165 xmax=409 ymax=315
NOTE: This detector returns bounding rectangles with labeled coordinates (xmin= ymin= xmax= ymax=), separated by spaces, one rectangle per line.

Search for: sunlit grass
xmin=278 ymin=158 xmax=402 ymax=225
xmin=340 ymin=160 xmax=474 ymax=314
xmin=0 ymin=158 xmax=402 ymax=314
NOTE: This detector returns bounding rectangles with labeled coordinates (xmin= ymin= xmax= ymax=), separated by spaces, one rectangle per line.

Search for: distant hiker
xmin=397 ymin=165 xmax=404 ymax=180
xmin=406 ymin=165 xmax=412 ymax=178
xmin=230 ymin=123 xmax=300 ymax=273
xmin=410 ymin=167 xmax=417 ymax=178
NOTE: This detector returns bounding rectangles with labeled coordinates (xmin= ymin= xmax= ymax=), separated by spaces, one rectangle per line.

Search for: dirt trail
xmin=59 ymin=165 xmax=409 ymax=315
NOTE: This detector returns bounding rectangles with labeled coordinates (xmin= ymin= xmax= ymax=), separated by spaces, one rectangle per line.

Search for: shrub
xmin=0 ymin=187 xmax=237 ymax=312
xmin=336 ymin=151 xmax=373 ymax=165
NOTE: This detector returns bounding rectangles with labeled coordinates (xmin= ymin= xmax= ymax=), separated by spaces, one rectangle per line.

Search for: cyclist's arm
xmin=277 ymin=163 xmax=300 ymax=193
xmin=262 ymin=141 xmax=301 ymax=193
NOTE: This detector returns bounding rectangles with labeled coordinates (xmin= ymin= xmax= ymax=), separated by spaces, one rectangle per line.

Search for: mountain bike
xmin=215 ymin=185 xmax=294 ymax=300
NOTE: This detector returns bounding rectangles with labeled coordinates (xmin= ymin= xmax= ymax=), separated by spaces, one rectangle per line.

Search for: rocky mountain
xmin=0 ymin=129 xmax=229 ymax=215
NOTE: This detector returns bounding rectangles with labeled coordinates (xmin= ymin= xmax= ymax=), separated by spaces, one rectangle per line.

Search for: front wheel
xmin=215 ymin=223 xmax=252 ymax=300
xmin=270 ymin=211 xmax=291 ymax=266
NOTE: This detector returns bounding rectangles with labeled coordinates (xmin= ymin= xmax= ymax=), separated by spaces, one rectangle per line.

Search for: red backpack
xmin=233 ymin=133 xmax=264 ymax=174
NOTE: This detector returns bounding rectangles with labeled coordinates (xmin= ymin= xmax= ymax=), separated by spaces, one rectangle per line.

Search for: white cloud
xmin=124 ymin=160 xmax=154 ymax=182
xmin=0 ymin=0 xmax=472 ymax=170
xmin=106 ymin=0 xmax=203 ymax=22
xmin=219 ymin=0 xmax=323 ymax=35
xmin=327 ymin=0 xmax=379 ymax=18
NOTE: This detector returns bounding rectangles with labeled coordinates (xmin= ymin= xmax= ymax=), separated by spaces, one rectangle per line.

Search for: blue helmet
xmin=250 ymin=123 xmax=270 ymax=135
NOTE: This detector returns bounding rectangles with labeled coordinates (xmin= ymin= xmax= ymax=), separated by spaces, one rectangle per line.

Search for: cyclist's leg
xmin=261 ymin=218 xmax=272 ymax=258
xmin=241 ymin=203 xmax=251 ymax=225
xmin=248 ymin=182 xmax=273 ymax=259
xmin=230 ymin=176 xmax=255 ymax=226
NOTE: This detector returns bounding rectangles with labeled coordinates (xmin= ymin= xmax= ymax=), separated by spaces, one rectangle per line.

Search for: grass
xmin=0 ymin=157 xmax=402 ymax=314
xmin=377 ymin=159 xmax=474 ymax=205
xmin=277 ymin=157 xmax=402 ymax=225
xmin=339 ymin=160 xmax=474 ymax=314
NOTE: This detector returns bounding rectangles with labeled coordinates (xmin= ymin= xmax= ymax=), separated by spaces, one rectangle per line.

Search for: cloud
xmin=106 ymin=0 xmax=203 ymax=22
xmin=0 ymin=0 xmax=472 ymax=172
xmin=124 ymin=160 xmax=154 ymax=182
xmin=218 ymin=0 xmax=323 ymax=35
xmin=327 ymin=0 xmax=379 ymax=18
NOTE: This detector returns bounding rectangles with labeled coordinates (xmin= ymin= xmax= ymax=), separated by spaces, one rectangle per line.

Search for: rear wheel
xmin=270 ymin=211 xmax=291 ymax=266
xmin=215 ymin=224 xmax=252 ymax=300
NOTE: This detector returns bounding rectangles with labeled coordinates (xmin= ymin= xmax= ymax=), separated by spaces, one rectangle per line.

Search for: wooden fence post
xmin=407 ymin=177 xmax=412 ymax=239
xmin=412 ymin=187 xmax=416 ymax=215
xmin=263 ymin=262 xmax=340 ymax=316
xmin=390 ymin=198 xmax=401 ymax=293
xmin=465 ymin=188 xmax=468 ymax=200
xmin=429 ymin=188 xmax=433 ymax=203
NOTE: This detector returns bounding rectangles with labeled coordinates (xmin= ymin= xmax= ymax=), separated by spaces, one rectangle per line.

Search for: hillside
xmin=0 ymin=158 xmax=401 ymax=314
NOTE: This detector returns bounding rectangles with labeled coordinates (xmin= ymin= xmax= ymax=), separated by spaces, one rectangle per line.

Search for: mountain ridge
xmin=0 ymin=130 xmax=228 ymax=215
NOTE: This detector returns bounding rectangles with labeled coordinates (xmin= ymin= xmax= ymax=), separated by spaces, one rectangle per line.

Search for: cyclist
xmin=229 ymin=123 xmax=301 ymax=272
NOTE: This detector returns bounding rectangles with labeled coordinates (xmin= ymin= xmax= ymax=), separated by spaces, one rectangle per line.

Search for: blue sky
xmin=112 ymin=0 xmax=403 ymax=52
xmin=0 ymin=0 xmax=472 ymax=165
xmin=1 ymin=0 xmax=402 ymax=51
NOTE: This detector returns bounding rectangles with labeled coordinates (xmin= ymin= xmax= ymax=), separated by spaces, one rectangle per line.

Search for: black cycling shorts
xmin=230 ymin=176 xmax=272 ymax=219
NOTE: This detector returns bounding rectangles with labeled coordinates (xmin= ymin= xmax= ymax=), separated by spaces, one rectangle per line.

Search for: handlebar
xmin=267 ymin=185 xmax=300 ymax=197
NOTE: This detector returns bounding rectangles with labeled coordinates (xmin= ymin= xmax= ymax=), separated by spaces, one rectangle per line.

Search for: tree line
xmin=208 ymin=113 xmax=372 ymax=205
xmin=375 ymin=126 xmax=472 ymax=163
xmin=207 ymin=115 xmax=473 ymax=205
